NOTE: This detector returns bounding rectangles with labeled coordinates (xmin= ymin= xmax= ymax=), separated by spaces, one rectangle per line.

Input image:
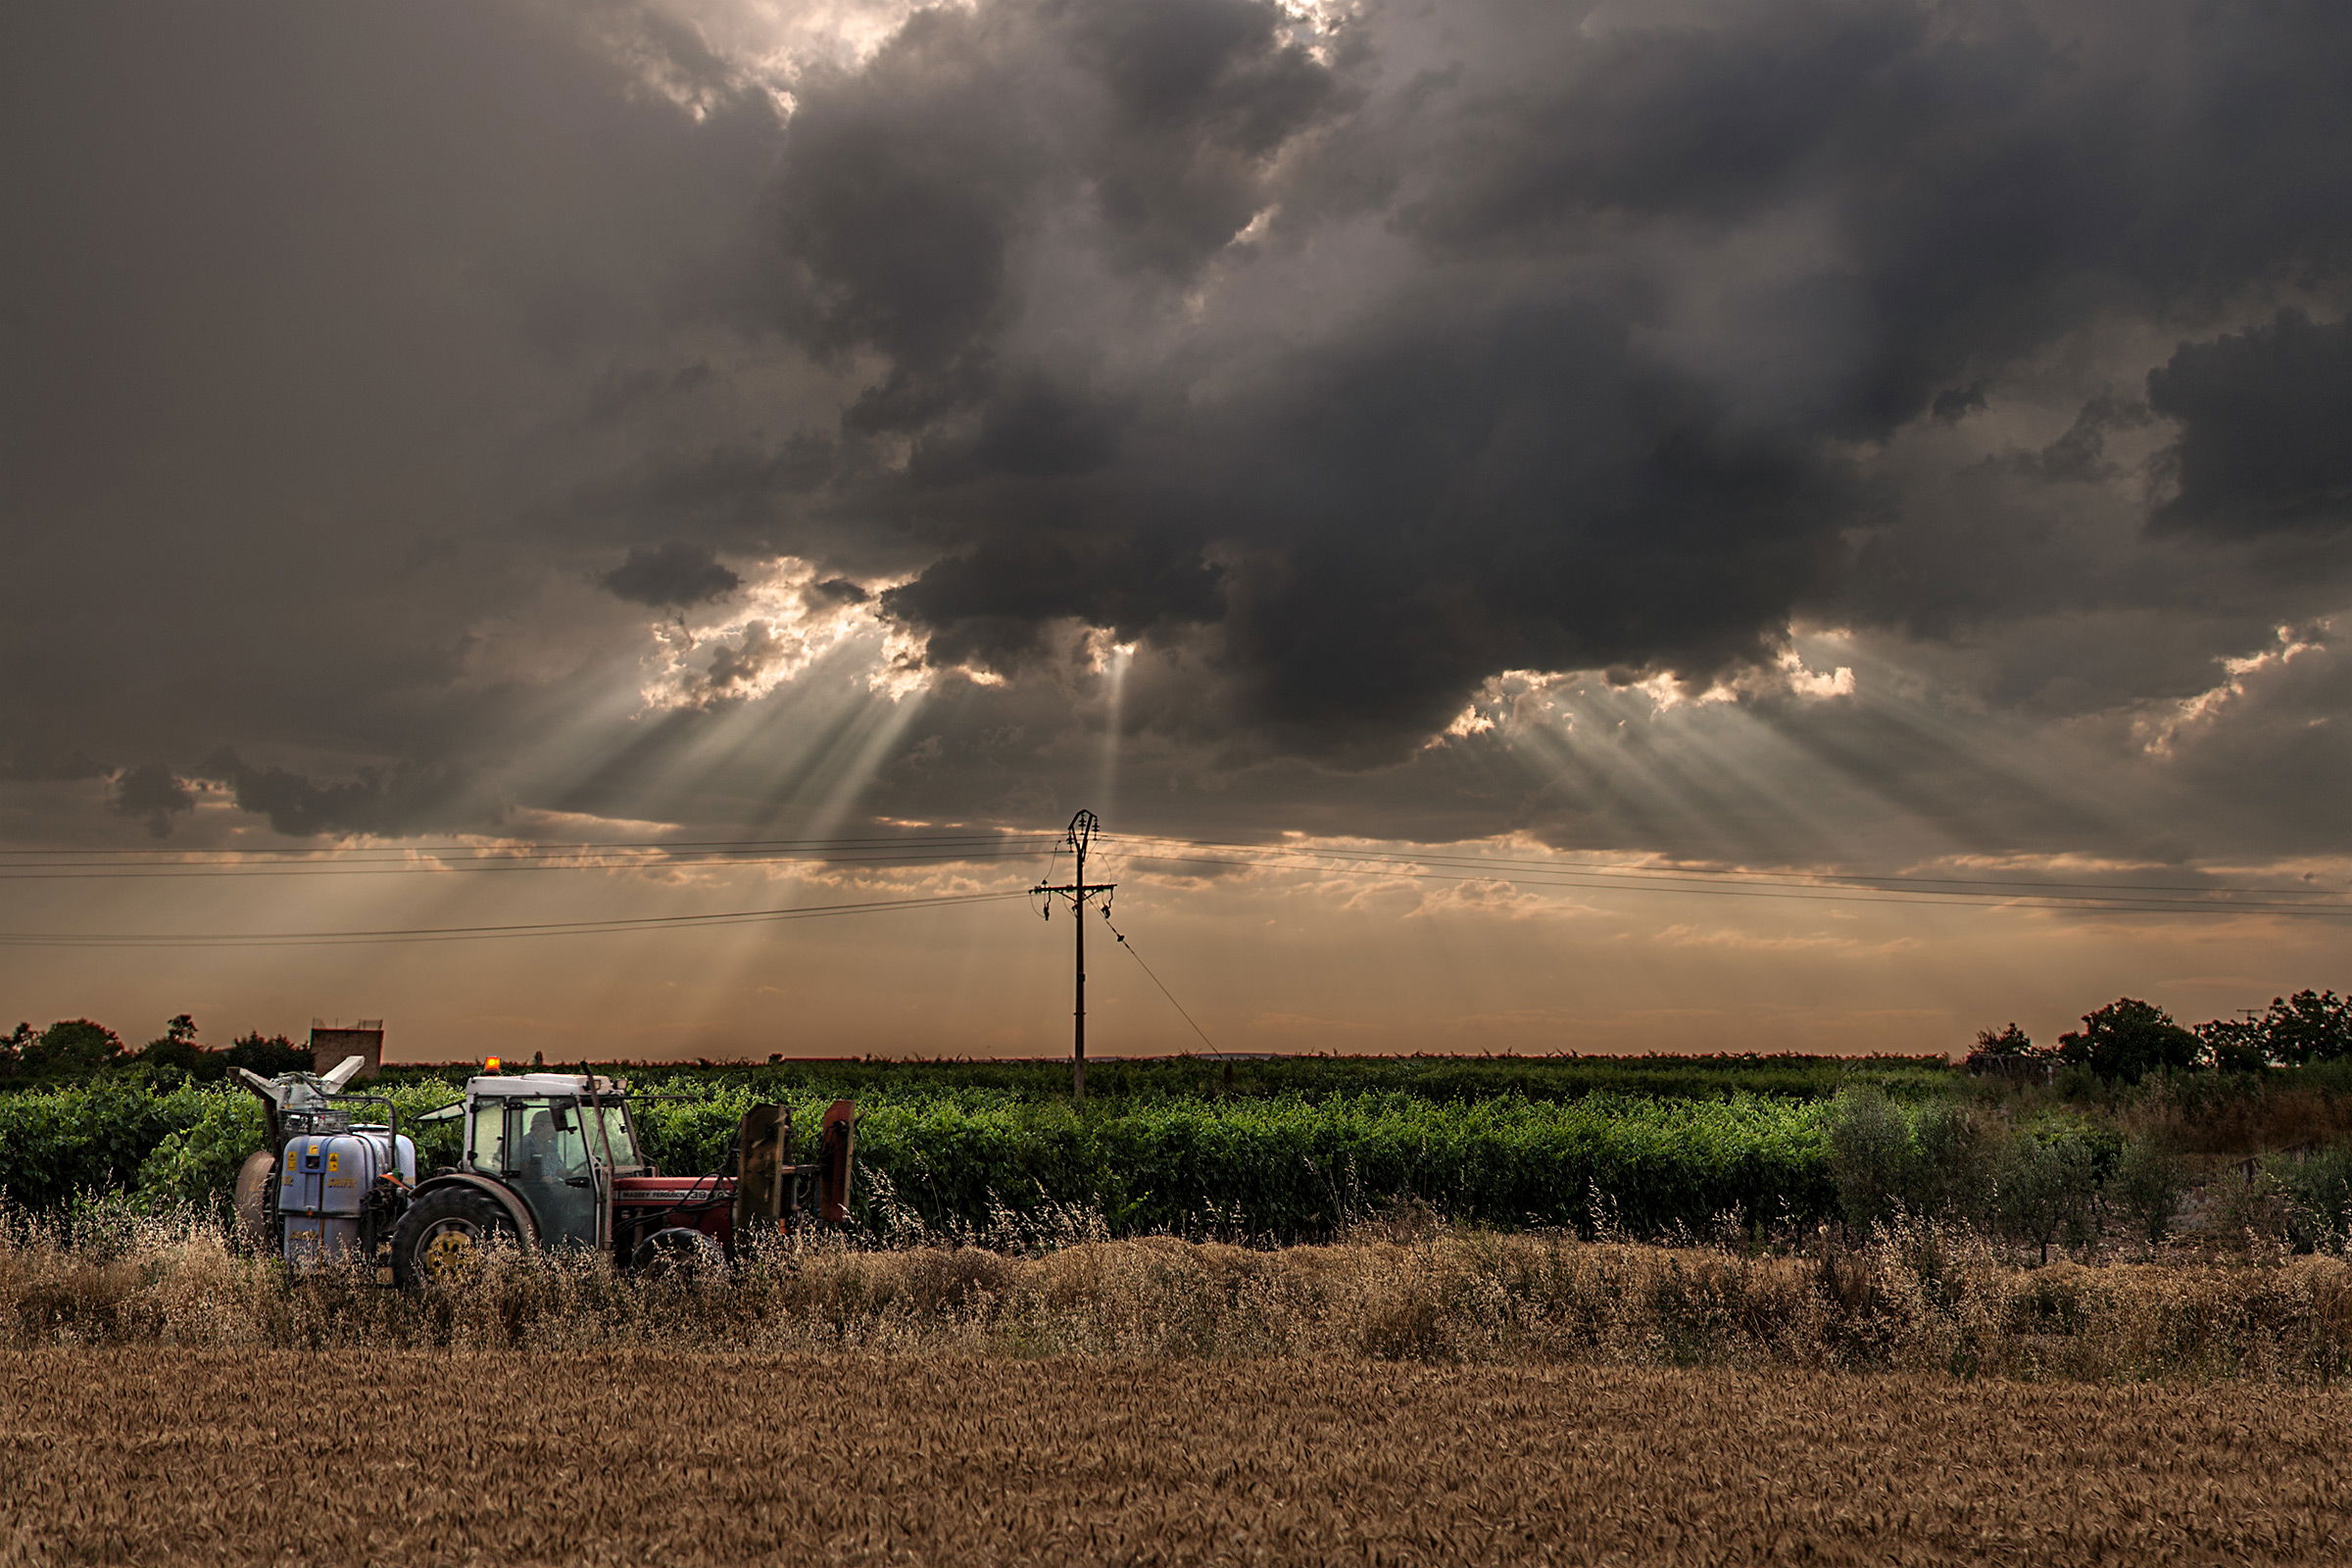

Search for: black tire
xmin=391 ymin=1185 xmax=522 ymax=1289
xmin=232 ymin=1151 xmax=278 ymax=1251
xmin=631 ymin=1225 xmax=722 ymax=1278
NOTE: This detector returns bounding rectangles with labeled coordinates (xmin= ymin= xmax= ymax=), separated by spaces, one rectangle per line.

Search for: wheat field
xmin=10 ymin=1218 xmax=2352 ymax=1562
xmin=2 ymin=1348 xmax=2346 ymax=1566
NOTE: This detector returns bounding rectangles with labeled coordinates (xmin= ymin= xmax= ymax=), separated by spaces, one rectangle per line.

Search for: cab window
xmin=514 ymin=1099 xmax=589 ymax=1178
xmin=468 ymin=1102 xmax=507 ymax=1172
xmin=588 ymin=1102 xmax=642 ymax=1170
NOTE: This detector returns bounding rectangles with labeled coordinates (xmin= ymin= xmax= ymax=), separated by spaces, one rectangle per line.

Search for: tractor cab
xmin=413 ymin=1072 xmax=644 ymax=1253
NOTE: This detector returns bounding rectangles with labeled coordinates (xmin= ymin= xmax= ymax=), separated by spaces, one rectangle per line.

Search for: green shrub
xmin=2270 ymin=1144 xmax=2352 ymax=1252
xmin=1988 ymin=1123 xmax=2107 ymax=1263
xmin=2111 ymin=1136 xmax=2190 ymax=1247
xmin=0 ymin=1081 xmax=208 ymax=1208
xmin=826 ymin=1090 xmax=1838 ymax=1240
xmin=1826 ymin=1086 xmax=1993 ymax=1229
xmin=134 ymin=1096 xmax=266 ymax=1210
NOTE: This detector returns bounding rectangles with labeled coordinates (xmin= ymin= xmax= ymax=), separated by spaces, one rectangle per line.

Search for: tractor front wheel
xmin=391 ymin=1186 xmax=521 ymax=1289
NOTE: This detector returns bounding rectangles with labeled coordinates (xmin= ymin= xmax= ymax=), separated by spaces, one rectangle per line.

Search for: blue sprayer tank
xmin=278 ymin=1125 xmax=416 ymax=1265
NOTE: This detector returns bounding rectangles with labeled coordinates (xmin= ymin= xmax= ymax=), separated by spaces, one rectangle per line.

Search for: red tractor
xmin=237 ymin=1062 xmax=855 ymax=1284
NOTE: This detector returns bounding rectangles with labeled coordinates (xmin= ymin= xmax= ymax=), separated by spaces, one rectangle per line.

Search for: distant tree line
xmin=0 ymin=1014 xmax=311 ymax=1085
xmin=9 ymin=990 xmax=2352 ymax=1091
xmin=1965 ymin=992 xmax=2352 ymax=1082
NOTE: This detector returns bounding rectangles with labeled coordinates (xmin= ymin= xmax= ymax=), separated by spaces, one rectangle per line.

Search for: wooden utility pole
xmin=1033 ymin=809 xmax=1115 ymax=1100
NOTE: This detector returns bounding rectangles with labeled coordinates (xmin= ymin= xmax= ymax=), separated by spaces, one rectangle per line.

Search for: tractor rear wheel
xmin=232 ymin=1151 xmax=277 ymax=1250
xmin=632 ymin=1225 xmax=723 ymax=1278
xmin=391 ymin=1186 xmax=521 ymax=1289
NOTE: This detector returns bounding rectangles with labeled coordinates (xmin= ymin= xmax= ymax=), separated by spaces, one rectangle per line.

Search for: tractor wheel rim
xmin=418 ymin=1220 xmax=481 ymax=1274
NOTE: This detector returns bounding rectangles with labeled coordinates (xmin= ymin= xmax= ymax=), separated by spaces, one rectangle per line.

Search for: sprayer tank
xmin=278 ymin=1127 xmax=415 ymax=1265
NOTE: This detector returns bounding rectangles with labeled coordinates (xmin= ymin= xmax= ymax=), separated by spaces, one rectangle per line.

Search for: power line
xmin=0 ymin=829 xmax=1044 ymax=854
xmin=1102 ymin=909 xmax=1218 ymax=1053
xmin=0 ymin=844 xmax=1060 ymax=882
xmin=9 ymin=819 xmax=2345 ymax=911
xmin=1123 ymin=850 xmax=2352 ymax=918
xmin=1109 ymin=846 xmax=2352 ymax=920
xmin=0 ymin=888 xmax=1030 ymax=950
xmin=1101 ymin=833 xmax=2352 ymax=910
xmin=0 ymin=830 xmax=1053 ymax=862
xmin=7 ymin=815 xmax=2349 ymax=930
xmin=1102 ymin=832 xmax=2352 ymax=906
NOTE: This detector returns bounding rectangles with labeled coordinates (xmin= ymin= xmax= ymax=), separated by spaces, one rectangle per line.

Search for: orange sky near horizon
xmin=6 ymin=824 xmax=2343 ymax=1065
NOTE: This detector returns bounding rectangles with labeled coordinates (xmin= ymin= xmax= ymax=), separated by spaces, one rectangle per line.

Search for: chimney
xmin=309 ymin=1018 xmax=385 ymax=1082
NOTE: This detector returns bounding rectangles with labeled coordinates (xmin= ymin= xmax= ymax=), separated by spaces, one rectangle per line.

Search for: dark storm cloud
xmin=2154 ymin=628 xmax=2352 ymax=857
xmin=108 ymin=765 xmax=194 ymax=839
xmin=0 ymin=751 xmax=107 ymax=784
xmin=800 ymin=0 xmax=1332 ymax=289
xmin=808 ymin=577 xmax=869 ymax=606
xmin=10 ymin=0 xmax=2352 ymax=862
xmin=718 ymin=0 xmax=2352 ymax=766
xmin=1 ymin=0 xmax=779 ymax=840
xmin=582 ymin=434 xmax=839 ymax=554
xmin=192 ymin=752 xmax=471 ymax=841
xmin=2013 ymin=394 xmax=2152 ymax=487
xmin=881 ymin=528 xmax=1226 ymax=673
xmin=600 ymin=541 xmax=744 ymax=608
xmin=761 ymin=0 xmax=1334 ymax=415
xmin=2149 ymin=311 xmax=2352 ymax=536
xmin=1191 ymin=294 xmax=1841 ymax=751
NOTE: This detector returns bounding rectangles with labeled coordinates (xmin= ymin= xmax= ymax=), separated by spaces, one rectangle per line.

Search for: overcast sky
xmin=5 ymin=0 xmax=2351 ymax=1060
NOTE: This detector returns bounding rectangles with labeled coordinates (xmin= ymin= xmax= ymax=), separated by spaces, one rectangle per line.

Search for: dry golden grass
xmin=16 ymin=1214 xmax=2352 ymax=1381
xmin=2 ymin=1349 xmax=2348 ymax=1566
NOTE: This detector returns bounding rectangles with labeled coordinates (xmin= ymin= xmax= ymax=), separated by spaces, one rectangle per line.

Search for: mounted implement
xmin=233 ymin=1054 xmax=415 ymax=1267
xmin=234 ymin=1062 xmax=856 ymax=1285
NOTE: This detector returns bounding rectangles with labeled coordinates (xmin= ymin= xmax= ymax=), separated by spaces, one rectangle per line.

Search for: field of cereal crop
xmin=6 ymin=1349 xmax=2348 ymax=1567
